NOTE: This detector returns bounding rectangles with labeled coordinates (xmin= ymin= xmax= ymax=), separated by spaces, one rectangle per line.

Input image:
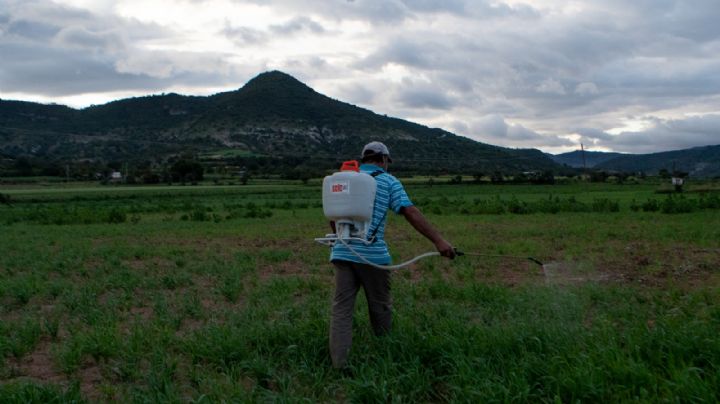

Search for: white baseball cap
xmin=361 ymin=141 xmax=393 ymax=162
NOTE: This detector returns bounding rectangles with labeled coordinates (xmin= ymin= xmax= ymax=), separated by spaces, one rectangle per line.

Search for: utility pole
xmin=580 ymin=143 xmax=587 ymax=172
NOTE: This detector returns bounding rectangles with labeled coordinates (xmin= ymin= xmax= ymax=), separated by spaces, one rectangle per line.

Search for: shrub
xmin=592 ymin=198 xmax=620 ymax=212
xmin=660 ymin=195 xmax=696 ymax=214
xmin=107 ymin=208 xmax=127 ymax=224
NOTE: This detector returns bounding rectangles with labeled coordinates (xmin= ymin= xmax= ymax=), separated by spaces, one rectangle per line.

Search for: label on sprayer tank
xmin=331 ymin=182 xmax=349 ymax=194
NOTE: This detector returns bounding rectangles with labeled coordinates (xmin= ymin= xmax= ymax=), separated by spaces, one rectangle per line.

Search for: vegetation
xmin=1 ymin=71 xmax=564 ymax=177
xmin=1 ymin=179 xmax=718 ymax=401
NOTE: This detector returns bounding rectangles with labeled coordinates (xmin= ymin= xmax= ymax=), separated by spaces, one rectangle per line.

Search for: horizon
xmin=2 ymin=1 xmax=720 ymax=154
xmin=2 ymin=77 xmax=717 ymax=157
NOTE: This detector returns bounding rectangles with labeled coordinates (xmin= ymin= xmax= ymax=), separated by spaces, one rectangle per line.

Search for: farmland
xmin=1 ymin=179 xmax=719 ymax=402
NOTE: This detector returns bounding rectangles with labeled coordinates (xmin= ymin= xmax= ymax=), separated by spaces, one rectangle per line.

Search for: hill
xmin=549 ymin=146 xmax=720 ymax=177
xmin=595 ymin=145 xmax=720 ymax=177
xmin=549 ymin=150 xmax=623 ymax=168
xmin=0 ymin=71 xmax=562 ymax=176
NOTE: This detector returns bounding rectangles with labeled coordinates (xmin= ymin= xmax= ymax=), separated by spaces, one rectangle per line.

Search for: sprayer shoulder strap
xmin=368 ymin=170 xmax=386 ymax=242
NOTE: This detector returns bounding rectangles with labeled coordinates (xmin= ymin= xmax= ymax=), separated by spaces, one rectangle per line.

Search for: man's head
xmin=361 ymin=141 xmax=392 ymax=168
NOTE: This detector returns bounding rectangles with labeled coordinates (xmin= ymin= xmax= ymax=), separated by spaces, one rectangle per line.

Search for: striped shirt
xmin=330 ymin=164 xmax=414 ymax=265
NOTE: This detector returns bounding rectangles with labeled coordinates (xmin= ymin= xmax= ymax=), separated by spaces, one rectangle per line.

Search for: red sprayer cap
xmin=340 ymin=160 xmax=360 ymax=172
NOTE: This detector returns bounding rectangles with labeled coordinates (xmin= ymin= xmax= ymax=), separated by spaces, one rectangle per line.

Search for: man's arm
xmin=401 ymin=206 xmax=456 ymax=259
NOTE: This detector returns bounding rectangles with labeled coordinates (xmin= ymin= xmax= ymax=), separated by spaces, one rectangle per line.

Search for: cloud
xmin=54 ymin=26 xmax=125 ymax=50
xmin=222 ymin=23 xmax=267 ymax=44
xmin=395 ymin=85 xmax=453 ymax=109
xmin=270 ymin=16 xmax=325 ymax=35
xmin=6 ymin=19 xmax=60 ymax=40
xmin=535 ymin=78 xmax=566 ymax=95
xmin=591 ymin=114 xmax=720 ymax=153
xmin=463 ymin=114 xmax=574 ymax=148
xmin=575 ymin=82 xmax=599 ymax=96
xmin=355 ymin=37 xmax=440 ymax=70
xmin=240 ymin=0 xmax=410 ymax=24
xmin=224 ymin=16 xmax=326 ymax=45
xmin=575 ymin=127 xmax=613 ymax=142
xmin=0 ymin=1 xmax=239 ymax=97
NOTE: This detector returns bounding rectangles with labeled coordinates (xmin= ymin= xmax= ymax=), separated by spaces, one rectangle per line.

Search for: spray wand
xmin=335 ymin=238 xmax=543 ymax=270
xmin=454 ymin=250 xmax=545 ymax=267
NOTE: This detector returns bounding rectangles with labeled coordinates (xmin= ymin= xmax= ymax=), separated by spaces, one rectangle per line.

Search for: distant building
xmin=672 ymin=176 xmax=685 ymax=192
xmin=110 ymin=171 xmax=123 ymax=183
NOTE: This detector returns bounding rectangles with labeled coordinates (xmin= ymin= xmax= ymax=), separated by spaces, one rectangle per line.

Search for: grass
xmin=0 ymin=180 xmax=719 ymax=401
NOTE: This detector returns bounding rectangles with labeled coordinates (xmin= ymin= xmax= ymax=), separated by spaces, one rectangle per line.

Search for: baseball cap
xmin=361 ymin=141 xmax=393 ymax=162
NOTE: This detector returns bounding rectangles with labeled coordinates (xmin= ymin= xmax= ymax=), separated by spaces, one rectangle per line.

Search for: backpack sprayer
xmin=315 ymin=161 xmax=544 ymax=270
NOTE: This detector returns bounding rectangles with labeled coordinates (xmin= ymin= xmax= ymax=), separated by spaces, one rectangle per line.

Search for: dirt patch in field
xmin=0 ymin=340 xmax=108 ymax=399
xmin=414 ymin=242 xmax=719 ymax=289
xmin=594 ymin=242 xmax=720 ymax=288
xmin=259 ymin=260 xmax=310 ymax=280
xmin=6 ymin=341 xmax=66 ymax=385
xmin=458 ymin=242 xmax=720 ymax=288
xmin=472 ymin=259 xmax=546 ymax=286
xmin=175 ymin=318 xmax=205 ymax=337
xmin=128 ymin=306 xmax=154 ymax=321
xmin=77 ymin=360 xmax=104 ymax=402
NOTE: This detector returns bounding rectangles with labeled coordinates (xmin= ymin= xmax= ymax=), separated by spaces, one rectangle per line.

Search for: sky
xmin=1 ymin=0 xmax=720 ymax=154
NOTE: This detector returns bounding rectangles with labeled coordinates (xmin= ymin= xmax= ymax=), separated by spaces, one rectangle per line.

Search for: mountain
xmin=549 ymin=150 xmax=623 ymax=168
xmin=549 ymin=146 xmax=720 ymax=177
xmin=595 ymin=145 xmax=720 ymax=177
xmin=1 ymin=71 xmax=562 ymax=175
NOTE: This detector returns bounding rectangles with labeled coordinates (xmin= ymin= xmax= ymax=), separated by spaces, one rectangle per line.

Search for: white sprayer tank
xmin=322 ymin=170 xmax=376 ymax=223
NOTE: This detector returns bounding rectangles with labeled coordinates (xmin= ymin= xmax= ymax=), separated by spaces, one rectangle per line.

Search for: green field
xmin=1 ymin=181 xmax=719 ymax=402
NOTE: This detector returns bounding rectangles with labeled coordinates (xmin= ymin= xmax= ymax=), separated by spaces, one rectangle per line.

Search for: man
xmin=329 ymin=141 xmax=456 ymax=369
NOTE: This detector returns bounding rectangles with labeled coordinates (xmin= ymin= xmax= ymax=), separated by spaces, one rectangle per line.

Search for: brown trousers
xmin=329 ymin=260 xmax=393 ymax=368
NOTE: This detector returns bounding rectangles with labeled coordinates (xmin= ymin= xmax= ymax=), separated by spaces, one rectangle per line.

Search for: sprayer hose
xmin=337 ymin=237 xmax=439 ymax=270
xmin=334 ymin=239 xmax=545 ymax=270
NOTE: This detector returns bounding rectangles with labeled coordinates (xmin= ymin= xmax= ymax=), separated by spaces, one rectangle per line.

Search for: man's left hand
xmin=435 ymin=239 xmax=456 ymax=259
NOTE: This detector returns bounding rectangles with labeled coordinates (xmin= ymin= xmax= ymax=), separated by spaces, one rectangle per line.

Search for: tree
xmin=14 ymin=157 xmax=34 ymax=176
xmin=170 ymin=159 xmax=204 ymax=183
xmin=472 ymin=172 xmax=484 ymax=183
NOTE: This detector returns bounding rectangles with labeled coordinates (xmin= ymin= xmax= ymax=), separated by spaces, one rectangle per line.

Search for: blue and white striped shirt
xmin=330 ymin=164 xmax=414 ymax=265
